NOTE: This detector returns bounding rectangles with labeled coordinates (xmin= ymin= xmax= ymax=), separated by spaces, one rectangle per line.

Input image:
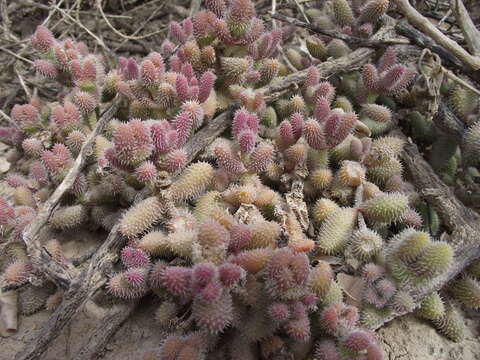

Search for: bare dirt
xmin=2 ymin=301 xmax=479 ymax=360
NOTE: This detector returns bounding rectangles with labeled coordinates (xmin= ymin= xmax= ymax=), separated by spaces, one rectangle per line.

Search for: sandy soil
xmin=1 ymin=300 xmax=479 ymax=360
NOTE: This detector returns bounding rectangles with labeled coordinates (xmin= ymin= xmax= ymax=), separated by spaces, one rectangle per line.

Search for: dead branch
xmin=164 ymin=4 xmax=190 ymax=18
xmin=72 ymin=300 xmax=139 ymax=360
xmin=401 ymin=139 xmax=478 ymax=232
xmin=442 ymin=67 xmax=480 ymax=97
xmin=395 ymin=20 xmax=467 ymax=71
xmin=189 ymin=0 xmax=202 ymax=16
xmin=432 ymin=104 xmax=480 ymax=206
xmin=51 ymin=4 xmax=111 ymax=52
xmin=22 ymin=98 xmax=121 ymax=289
xmin=184 ymin=111 xmax=231 ymax=164
xmin=0 ymin=286 xmax=18 ymax=333
xmin=263 ymin=23 xmax=398 ymax=101
xmin=0 ymin=0 xmax=13 ymax=41
xmin=264 ymin=48 xmax=374 ymax=100
xmin=95 ymin=0 xmax=164 ymax=41
xmin=393 ymin=0 xmax=480 ymax=70
xmin=450 ymin=0 xmax=480 ymax=56
xmin=15 ymin=225 xmax=125 ymax=360
xmin=271 ymin=13 xmax=410 ymax=48
xmin=433 ymin=103 xmax=466 ymax=140
xmin=0 ymin=109 xmax=19 ymax=128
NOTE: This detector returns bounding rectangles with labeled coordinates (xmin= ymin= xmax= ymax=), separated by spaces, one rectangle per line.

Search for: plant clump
xmin=1 ymin=0 xmax=478 ymax=358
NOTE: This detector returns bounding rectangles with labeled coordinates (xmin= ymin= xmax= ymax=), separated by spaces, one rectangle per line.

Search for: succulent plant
xmin=416 ymin=292 xmax=445 ymax=320
xmin=3 ymin=1 xmax=478 ymax=358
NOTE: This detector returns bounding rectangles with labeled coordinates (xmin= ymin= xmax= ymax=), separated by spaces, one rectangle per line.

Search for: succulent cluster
xmin=358 ymin=46 xmax=417 ymax=107
xmin=402 ymin=51 xmax=480 ymax=200
xmin=330 ymin=0 xmax=390 ymax=37
xmin=284 ymin=0 xmax=391 ymax=71
xmin=1 ymin=0 xmax=479 ymax=358
xmin=438 ymin=85 xmax=480 ymax=187
xmin=405 ymin=82 xmax=465 ymax=187
xmin=109 ymin=41 xmax=437 ymax=357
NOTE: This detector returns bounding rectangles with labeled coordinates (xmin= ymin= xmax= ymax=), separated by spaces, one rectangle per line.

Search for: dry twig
xmin=0 ymin=47 xmax=34 ymax=65
xmin=394 ymin=0 xmax=480 ymax=70
xmin=21 ymin=98 xmax=121 ymax=290
xmin=51 ymin=4 xmax=111 ymax=52
xmin=0 ymin=109 xmax=19 ymax=128
xmin=395 ymin=20 xmax=467 ymax=71
xmin=189 ymin=0 xmax=202 ymax=17
xmin=271 ymin=13 xmax=409 ymax=48
xmin=450 ymin=0 xmax=480 ymax=56
xmin=96 ymin=0 xmax=164 ymax=41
